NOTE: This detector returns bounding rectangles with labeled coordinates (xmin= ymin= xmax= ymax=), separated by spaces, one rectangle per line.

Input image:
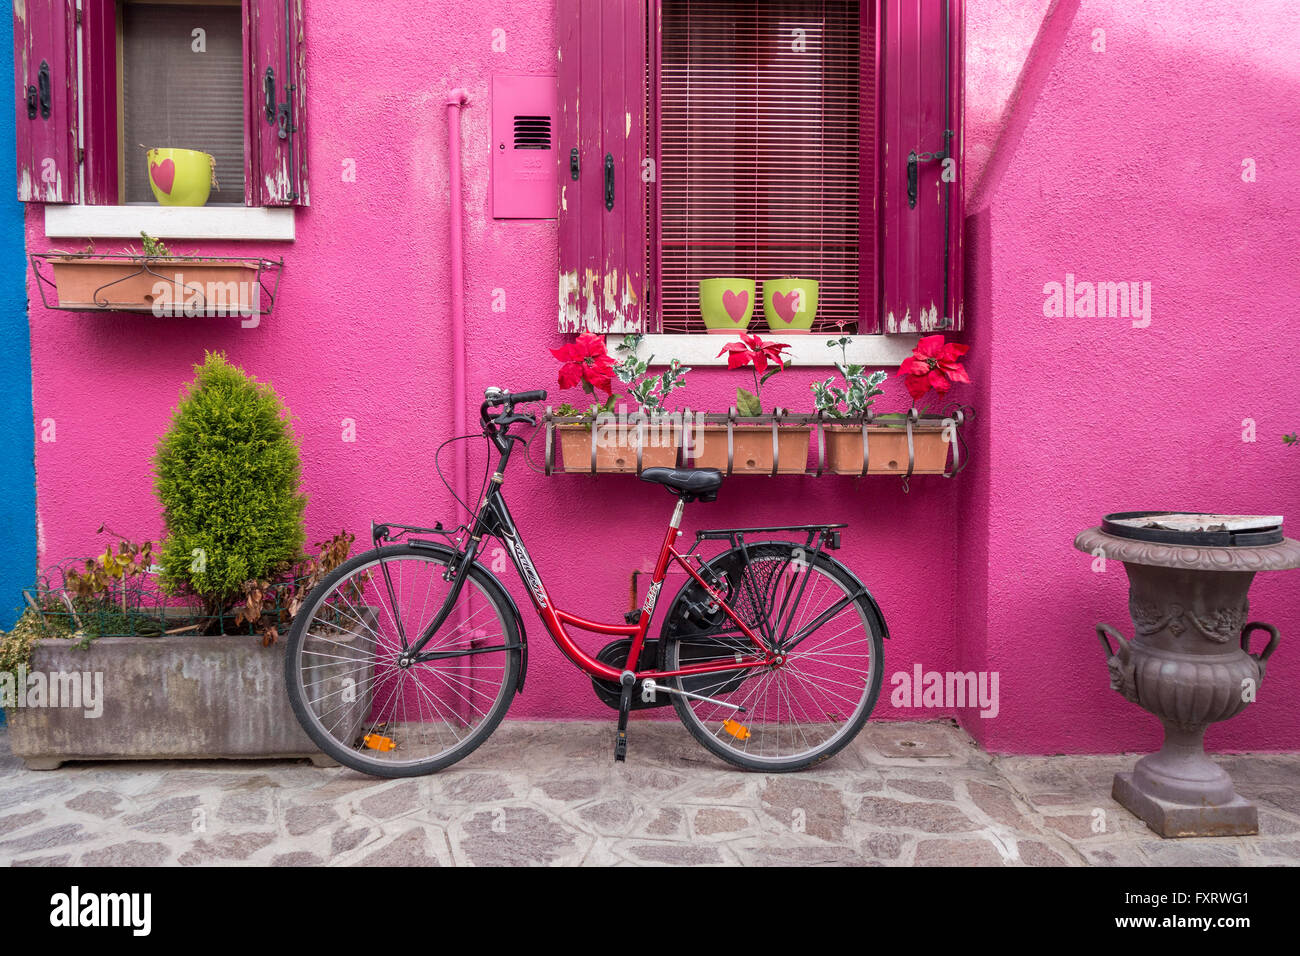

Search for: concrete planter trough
xmin=5 ymin=620 xmax=374 ymax=770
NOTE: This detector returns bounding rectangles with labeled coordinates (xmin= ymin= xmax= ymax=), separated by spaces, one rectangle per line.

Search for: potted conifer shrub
xmin=2 ymin=354 xmax=369 ymax=768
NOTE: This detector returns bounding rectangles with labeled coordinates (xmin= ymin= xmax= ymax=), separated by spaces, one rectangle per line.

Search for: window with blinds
xmin=121 ymin=2 xmax=246 ymax=204
xmin=657 ymin=0 xmax=868 ymax=334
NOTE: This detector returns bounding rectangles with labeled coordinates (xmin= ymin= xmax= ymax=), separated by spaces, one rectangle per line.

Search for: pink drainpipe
xmin=446 ymin=89 xmax=474 ymax=717
xmin=446 ymin=89 xmax=470 ymax=511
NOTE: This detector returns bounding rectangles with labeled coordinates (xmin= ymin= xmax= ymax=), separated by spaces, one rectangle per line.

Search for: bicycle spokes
xmin=667 ymin=546 xmax=881 ymax=768
xmin=290 ymin=551 xmax=519 ymax=771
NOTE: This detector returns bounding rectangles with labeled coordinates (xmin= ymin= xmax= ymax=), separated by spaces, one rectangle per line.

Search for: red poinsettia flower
xmin=897 ymin=334 xmax=970 ymax=402
xmin=717 ymin=331 xmax=790 ymax=374
xmin=551 ymin=332 xmax=616 ymax=395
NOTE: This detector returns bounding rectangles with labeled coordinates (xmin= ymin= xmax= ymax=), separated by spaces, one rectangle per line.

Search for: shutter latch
xmin=570 ymin=148 xmax=580 ymax=181
xmin=604 ymin=153 xmax=615 ymax=211
xmin=264 ymin=68 xmax=276 ymax=123
xmin=907 ymin=131 xmax=954 ymax=209
xmin=27 ymin=61 xmax=52 ymax=121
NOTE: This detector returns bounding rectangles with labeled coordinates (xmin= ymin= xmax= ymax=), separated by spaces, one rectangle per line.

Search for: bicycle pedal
xmin=614 ymin=730 xmax=628 ymax=762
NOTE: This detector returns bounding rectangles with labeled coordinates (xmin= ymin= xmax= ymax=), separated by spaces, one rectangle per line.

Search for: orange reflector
xmin=363 ymin=734 xmax=396 ymax=752
xmin=722 ymin=719 xmax=750 ymax=740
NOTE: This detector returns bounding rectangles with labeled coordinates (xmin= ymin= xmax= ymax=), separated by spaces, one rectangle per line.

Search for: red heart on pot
xmin=722 ymin=289 xmax=749 ymax=322
xmin=150 ymin=159 xmax=176 ymax=194
xmin=772 ymin=290 xmax=800 ymax=322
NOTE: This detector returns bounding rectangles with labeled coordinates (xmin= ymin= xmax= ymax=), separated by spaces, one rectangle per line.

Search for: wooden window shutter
xmin=12 ymin=0 xmax=78 ymax=203
xmin=557 ymin=0 xmax=648 ymax=332
xmin=246 ymin=0 xmax=308 ymax=206
xmin=880 ymin=0 xmax=964 ymax=332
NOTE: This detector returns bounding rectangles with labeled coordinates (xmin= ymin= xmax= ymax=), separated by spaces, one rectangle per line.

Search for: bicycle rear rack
xmin=695 ymin=524 xmax=845 ymax=551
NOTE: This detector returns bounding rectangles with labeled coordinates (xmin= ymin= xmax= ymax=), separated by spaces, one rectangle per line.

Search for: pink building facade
xmin=18 ymin=0 xmax=1300 ymax=753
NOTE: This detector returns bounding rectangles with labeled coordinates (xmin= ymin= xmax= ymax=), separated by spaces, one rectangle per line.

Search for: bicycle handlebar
xmin=480 ymin=387 xmax=548 ymax=432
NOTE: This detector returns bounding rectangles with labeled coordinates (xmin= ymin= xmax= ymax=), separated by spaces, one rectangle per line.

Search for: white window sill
xmin=44 ymin=205 xmax=295 ymax=241
xmin=608 ymin=333 xmax=920 ymax=367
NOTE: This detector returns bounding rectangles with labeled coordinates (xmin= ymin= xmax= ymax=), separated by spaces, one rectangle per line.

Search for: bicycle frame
xmin=393 ymin=431 xmax=775 ymax=685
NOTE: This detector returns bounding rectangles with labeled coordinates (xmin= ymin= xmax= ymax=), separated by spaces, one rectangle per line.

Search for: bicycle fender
xmin=820 ymin=555 xmax=891 ymax=641
xmin=406 ymin=538 xmax=529 ymax=692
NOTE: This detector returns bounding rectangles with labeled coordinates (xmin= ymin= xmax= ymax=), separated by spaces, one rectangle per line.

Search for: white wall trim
xmin=44 ymin=205 xmax=296 ymax=241
xmin=607 ymin=333 xmax=920 ymax=368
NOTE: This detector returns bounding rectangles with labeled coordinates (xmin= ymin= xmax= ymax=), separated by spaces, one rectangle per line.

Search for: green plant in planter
xmin=812 ymin=336 xmax=887 ymax=418
xmin=139 ymin=231 xmax=172 ymax=257
xmin=154 ymin=352 xmax=306 ymax=624
xmin=0 ymin=610 xmax=47 ymax=685
xmin=613 ymin=334 xmax=690 ymax=417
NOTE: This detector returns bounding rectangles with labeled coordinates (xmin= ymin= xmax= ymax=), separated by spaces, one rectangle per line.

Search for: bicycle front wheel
xmin=285 ymin=543 xmax=521 ymax=777
xmin=662 ymin=542 xmax=885 ymax=772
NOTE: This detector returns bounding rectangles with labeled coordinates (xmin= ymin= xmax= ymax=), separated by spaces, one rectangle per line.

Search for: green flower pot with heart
xmin=146 ymin=147 xmax=215 ymax=207
xmin=762 ymin=277 xmax=818 ymax=333
xmin=699 ymin=278 xmax=755 ymax=334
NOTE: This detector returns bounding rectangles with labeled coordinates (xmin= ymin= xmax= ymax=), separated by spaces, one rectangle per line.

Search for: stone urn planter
xmin=1074 ymin=512 xmax=1300 ymax=837
xmin=5 ymin=616 xmax=375 ymax=770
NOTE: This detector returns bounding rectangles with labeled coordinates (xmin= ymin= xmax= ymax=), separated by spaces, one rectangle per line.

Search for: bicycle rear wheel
xmin=285 ymin=543 xmax=521 ymax=777
xmin=662 ymin=542 xmax=884 ymax=772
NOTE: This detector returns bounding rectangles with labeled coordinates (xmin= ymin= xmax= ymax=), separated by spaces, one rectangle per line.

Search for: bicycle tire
xmin=661 ymin=541 xmax=885 ymax=772
xmin=285 ymin=543 xmax=521 ymax=777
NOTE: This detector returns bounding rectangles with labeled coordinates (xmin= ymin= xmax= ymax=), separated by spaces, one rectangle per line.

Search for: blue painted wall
xmin=0 ymin=12 xmax=38 ymax=724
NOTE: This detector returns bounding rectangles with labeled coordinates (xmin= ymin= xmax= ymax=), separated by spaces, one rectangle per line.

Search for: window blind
xmin=122 ymin=3 xmax=245 ymax=204
xmin=658 ymin=0 xmax=868 ymax=333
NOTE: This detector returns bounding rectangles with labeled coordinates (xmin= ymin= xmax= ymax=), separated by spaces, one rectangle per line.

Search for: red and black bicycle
xmin=286 ymin=387 xmax=888 ymax=777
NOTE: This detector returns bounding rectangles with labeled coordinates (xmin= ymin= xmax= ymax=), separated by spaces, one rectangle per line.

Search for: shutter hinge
xmin=77 ymin=147 xmax=84 ymax=165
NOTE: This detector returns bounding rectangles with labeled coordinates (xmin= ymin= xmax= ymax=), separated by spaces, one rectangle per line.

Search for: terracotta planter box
xmin=823 ymin=423 xmax=951 ymax=475
xmin=691 ymin=424 xmax=812 ymax=474
xmin=47 ymin=256 xmax=262 ymax=314
xmin=556 ymin=422 xmax=680 ymax=473
xmin=3 ymin=621 xmax=374 ymax=769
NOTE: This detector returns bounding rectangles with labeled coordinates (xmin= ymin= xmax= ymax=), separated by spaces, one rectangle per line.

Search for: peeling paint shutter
xmin=881 ymin=0 xmax=963 ymax=332
xmin=247 ymin=0 xmax=308 ymax=206
xmin=557 ymin=0 xmax=647 ymax=332
xmin=12 ymin=0 xmax=78 ymax=203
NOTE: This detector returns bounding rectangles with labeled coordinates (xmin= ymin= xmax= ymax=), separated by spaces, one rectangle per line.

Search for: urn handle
xmin=1241 ymin=621 xmax=1280 ymax=677
xmin=1097 ymin=623 xmax=1138 ymax=703
xmin=1096 ymin=622 xmax=1131 ymax=661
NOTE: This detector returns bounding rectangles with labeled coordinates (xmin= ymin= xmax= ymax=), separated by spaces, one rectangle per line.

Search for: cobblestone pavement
xmin=2 ymin=720 xmax=1298 ymax=866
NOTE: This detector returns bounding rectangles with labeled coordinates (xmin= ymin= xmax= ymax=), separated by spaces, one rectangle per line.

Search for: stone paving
xmin=1 ymin=720 xmax=1298 ymax=866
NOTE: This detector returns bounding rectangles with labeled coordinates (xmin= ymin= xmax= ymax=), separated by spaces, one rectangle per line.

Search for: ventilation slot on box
xmin=513 ymin=115 xmax=552 ymax=150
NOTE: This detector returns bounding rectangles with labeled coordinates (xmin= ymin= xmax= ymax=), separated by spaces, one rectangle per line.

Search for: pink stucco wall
xmin=956 ymin=0 xmax=1300 ymax=753
xmin=22 ymin=0 xmax=1300 ymax=751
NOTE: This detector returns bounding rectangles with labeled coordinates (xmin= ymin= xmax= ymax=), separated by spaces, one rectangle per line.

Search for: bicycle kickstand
xmin=614 ymin=671 xmax=634 ymax=762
